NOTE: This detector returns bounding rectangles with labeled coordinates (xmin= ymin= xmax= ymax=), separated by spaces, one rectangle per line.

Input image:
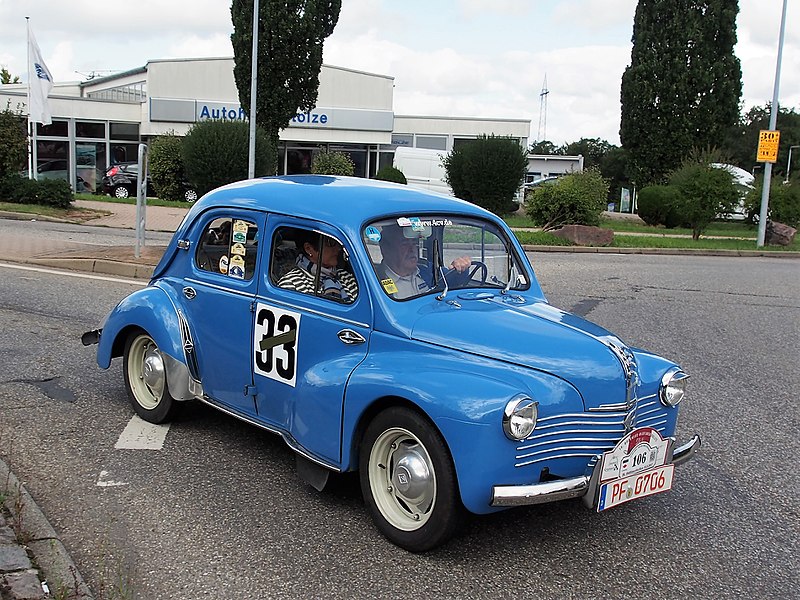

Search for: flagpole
xmin=26 ymin=16 xmax=33 ymax=180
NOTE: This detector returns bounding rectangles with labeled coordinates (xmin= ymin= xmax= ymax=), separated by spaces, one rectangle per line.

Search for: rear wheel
xmin=359 ymin=407 xmax=463 ymax=552
xmin=113 ymin=185 xmax=130 ymax=199
xmin=123 ymin=332 xmax=179 ymax=423
xmin=184 ymin=188 xmax=198 ymax=203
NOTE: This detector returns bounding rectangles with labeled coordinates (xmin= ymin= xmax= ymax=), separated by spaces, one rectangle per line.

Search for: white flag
xmin=27 ymin=21 xmax=53 ymax=126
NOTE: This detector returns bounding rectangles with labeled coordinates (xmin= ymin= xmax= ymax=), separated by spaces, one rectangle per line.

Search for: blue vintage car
xmin=83 ymin=175 xmax=700 ymax=552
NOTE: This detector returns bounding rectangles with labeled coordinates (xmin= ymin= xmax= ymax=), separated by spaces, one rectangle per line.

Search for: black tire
xmin=122 ymin=331 xmax=179 ymax=423
xmin=184 ymin=188 xmax=198 ymax=203
xmin=113 ymin=185 xmax=130 ymax=199
xmin=359 ymin=406 xmax=464 ymax=552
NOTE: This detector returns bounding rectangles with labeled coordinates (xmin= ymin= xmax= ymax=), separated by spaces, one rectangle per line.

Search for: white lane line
xmin=96 ymin=470 xmax=128 ymax=487
xmin=0 ymin=262 xmax=145 ymax=286
xmin=115 ymin=415 xmax=171 ymax=450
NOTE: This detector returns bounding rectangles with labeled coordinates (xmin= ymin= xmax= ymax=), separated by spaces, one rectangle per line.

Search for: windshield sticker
xmin=254 ymin=303 xmax=301 ymax=387
xmin=397 ymin=216 xmax=453 ymax=228
xmin=365 ymin=226 xmax=381 ymax=242
xmin=229 ymin=255 xmax=245 ymax=279
xmin=381 ymin=278 xmax=398 ymax=295
xmin=230 ymin=242 xmax=246 ymax=256
xmin=219 ymin=255 xmax=229 ymax=274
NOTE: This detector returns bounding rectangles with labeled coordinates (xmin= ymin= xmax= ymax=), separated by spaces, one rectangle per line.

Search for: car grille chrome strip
xmin=514 ymin=393 xmax=670 ymax=468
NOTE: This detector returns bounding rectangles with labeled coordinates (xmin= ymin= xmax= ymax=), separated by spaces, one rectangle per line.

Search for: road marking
xmin=96 ymin=470 xmax=128 ymax=487
xmin=0 ymin=262 xmax=145 ymax=286
xmin=115 ymin=415 xmax=171 ymax=450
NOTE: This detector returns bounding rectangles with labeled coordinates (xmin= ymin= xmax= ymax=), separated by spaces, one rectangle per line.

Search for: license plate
xmin=597 ymin=464 xmax=674 ymax=511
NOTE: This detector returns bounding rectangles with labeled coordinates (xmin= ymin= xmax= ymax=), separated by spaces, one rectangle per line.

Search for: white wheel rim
xmin=115 ymin=187 xmax=128 ymax=198
xmin=127 ymin=335 xmax=165 ymax=411
xmin=368 ymin=427 xmax=436 ymax=531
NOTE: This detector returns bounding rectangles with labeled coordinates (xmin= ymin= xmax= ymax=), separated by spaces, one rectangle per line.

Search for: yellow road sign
xmin=757 ymin=130 xmax=780 ymax=163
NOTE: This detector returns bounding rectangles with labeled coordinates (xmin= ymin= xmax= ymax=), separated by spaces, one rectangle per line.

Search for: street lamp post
xmin=785 ymin=145 xmax=800 ymax=184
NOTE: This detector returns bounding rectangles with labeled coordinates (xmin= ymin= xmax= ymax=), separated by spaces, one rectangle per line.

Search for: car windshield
xmin=362 ymin=215 xmax=529 ymax=301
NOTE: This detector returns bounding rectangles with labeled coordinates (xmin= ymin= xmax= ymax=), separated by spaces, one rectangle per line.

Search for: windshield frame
xmin=361 ymin=213 xmax=531 ymax=302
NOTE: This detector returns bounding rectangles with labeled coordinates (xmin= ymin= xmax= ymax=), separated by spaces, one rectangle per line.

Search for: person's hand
xmin=450 ymin=256 xmax=471 ymax=272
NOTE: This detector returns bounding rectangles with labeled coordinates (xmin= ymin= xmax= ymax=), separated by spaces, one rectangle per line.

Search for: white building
xmin=0 ymin=57 xmax=530 ymax=193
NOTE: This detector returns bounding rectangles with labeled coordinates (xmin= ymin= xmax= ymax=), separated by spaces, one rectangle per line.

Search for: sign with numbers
xmin=254 ymin=303 xmax=301 ymax=387
xmin=756 ymin=130 xmax=780 ymax=163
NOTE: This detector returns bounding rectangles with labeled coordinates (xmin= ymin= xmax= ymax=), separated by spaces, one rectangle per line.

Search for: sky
xmin=1 ymin=0 xmax=797 ymax=146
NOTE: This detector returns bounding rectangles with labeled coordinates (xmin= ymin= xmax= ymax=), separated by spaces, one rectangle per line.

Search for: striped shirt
xmin=277 ymin=266 xmax=359 ymax=302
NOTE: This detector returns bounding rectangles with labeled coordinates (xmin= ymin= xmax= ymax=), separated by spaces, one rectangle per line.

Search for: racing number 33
xmin=254 ymin=303 xmax=301 ymax=387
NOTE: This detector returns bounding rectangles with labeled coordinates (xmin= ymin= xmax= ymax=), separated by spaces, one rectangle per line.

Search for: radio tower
xmin=537 ymin=75 xmax=549 ymax=141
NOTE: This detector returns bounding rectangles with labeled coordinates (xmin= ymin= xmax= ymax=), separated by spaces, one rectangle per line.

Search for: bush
xmin=183 ymin=120 xmax=274 ymax=196
xmin=375 ymin=165 xmax=407 ymax=184
xmin=525 ymin=168 xmax=609 ymax=230
xmin=311 ymin=150 xmax=355 ymax=176
xmin=669 ymin=162 xmax=738 ymax=239
xmin=149 ymin=132 xmax=187 ymax=201
xmin=442 ymin=135 xmax=528 ymax=216
xmin=0 ymin=173 xmax=72 ymax=207
xmin=0 ymin=109 xmax=26 ymax=179
xmin=636 ymin=185 xmax=682 ymax=227
xmin=745 ymin=178 xmax=800 ymax=228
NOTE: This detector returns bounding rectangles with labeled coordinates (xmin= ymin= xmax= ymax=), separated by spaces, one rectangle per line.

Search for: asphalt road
xmin=0 ymin=251 xmax=797 ymax=599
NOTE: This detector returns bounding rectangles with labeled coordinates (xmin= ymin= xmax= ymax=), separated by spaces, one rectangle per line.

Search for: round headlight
xmin=503 ymin=395 xmax=538 ymax=440
xmin=660 ymin=368 xmax=689 ymax=407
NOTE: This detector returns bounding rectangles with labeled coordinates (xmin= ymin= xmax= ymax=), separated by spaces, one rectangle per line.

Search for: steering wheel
xmin=445 ymin=260 xmax=487 ymax=286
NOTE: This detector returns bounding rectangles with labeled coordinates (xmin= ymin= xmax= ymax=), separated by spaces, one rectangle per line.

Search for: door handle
xmin=183 ymin=286 xmax=197 ymax=300
xmin=337 ymin=329 xmax=366 ymax=345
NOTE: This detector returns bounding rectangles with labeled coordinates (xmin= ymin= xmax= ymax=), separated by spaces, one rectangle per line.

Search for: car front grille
xmin=514 ymin=393 xmax=669 ymax=468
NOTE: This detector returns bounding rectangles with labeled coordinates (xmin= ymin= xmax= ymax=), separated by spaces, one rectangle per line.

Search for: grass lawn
xmin=0 ymin=201 xmax=110 ymax=222
xmin=504 ymin=214 xmax=759 ymax=239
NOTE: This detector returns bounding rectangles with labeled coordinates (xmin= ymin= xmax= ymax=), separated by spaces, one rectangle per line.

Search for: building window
xmin=391 ymin=134 xmax=413 ymax=147
xmin=415 ymin=135 xmax=447 ymax=151
xmin=76 ymin=121 xmax=105 ymax=139
xmin=36 ymin=120 xmax=68 ymax=137
xmin=110 ymin=122 xmax=140 ymax=141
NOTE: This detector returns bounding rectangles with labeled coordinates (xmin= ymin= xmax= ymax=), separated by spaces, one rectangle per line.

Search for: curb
xmin=24 ymin=258 xmax=155 ymax=280
xmin=0 ymin=458 xmax=94 ymax=600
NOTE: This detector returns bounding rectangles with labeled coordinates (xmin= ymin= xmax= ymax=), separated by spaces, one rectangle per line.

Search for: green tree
xmin=525 ymin=168 xmax=609 ymax=230
xmin=230 ymin=0 xmax=341 ymax=173
xmin=0 ymin=109 xmax=26 ymax=178
xmin=310 ymin=149 xmax=354 ymax=176
xmin=1 ymin=67 xmax=21 ymax=84
xmin=442 ymin=135 xmax=528 ymax=216
xmin=149 ymin=132 xmax=187 ymax=201
xmin=669 ymin=155 xmax=739 ymax=239
xmin=183 ymin=120 xmax=274 ymax=196
xmin=528 ymin=140 xmax=560 ymax=155
xmin=620 ymin=0 xmax=742 ymax=185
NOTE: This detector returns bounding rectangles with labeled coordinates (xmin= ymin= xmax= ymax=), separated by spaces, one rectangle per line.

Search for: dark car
xmin=102 ymin=162 xmax=198 ymax=202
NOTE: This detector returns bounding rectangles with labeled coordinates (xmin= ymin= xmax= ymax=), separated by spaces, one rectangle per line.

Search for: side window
xmin=270 ymin=226 xmax=358 ymax=304
xmin=195 ymin=217 xmax=258 ymax=281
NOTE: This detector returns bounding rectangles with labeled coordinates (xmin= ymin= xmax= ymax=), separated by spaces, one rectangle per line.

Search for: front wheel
xmin=359 ymin=407 xmax=463 ymax=552
xmin=184 ymin=188 xmax=198 ymax=203
xmin=113 ymin=185 xmax=130 ymax=199
xmin=123 ymin=332 xmax=179 ymax=423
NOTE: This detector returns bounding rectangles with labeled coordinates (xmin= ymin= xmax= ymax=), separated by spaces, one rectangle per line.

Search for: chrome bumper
xmin=490 ymin=434 xmax=701 ymax=508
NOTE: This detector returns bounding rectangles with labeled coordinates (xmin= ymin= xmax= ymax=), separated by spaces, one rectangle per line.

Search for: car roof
xmin=153 ymin=175 xmax=501 ymax=279
xmin=190 ymin=175 xmax=490 ymax=227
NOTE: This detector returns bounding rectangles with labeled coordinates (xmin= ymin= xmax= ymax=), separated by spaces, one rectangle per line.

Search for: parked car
xmin=82 ymin=176 xmax=700 ymax=552
xmin=101 ymin=162 xmax=198 ymax=202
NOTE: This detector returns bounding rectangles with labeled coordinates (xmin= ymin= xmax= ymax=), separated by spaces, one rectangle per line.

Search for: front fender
xmin=341 ymin=334 xmax=584 ymax=514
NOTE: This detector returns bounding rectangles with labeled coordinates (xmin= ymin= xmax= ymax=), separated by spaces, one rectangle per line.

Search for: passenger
xmin=277 ymin=231 xmax=358 ymax=302
xmin=377 ymin=224 xmax=471 ymax=299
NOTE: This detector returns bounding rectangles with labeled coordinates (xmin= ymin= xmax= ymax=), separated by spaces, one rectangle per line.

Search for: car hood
xmin=409 ymin=293 xmax=631 ymax=409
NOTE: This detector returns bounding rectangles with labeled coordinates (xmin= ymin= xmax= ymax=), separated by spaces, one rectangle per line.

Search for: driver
xmin=377 ymin=224 xmax=471 ymax=299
